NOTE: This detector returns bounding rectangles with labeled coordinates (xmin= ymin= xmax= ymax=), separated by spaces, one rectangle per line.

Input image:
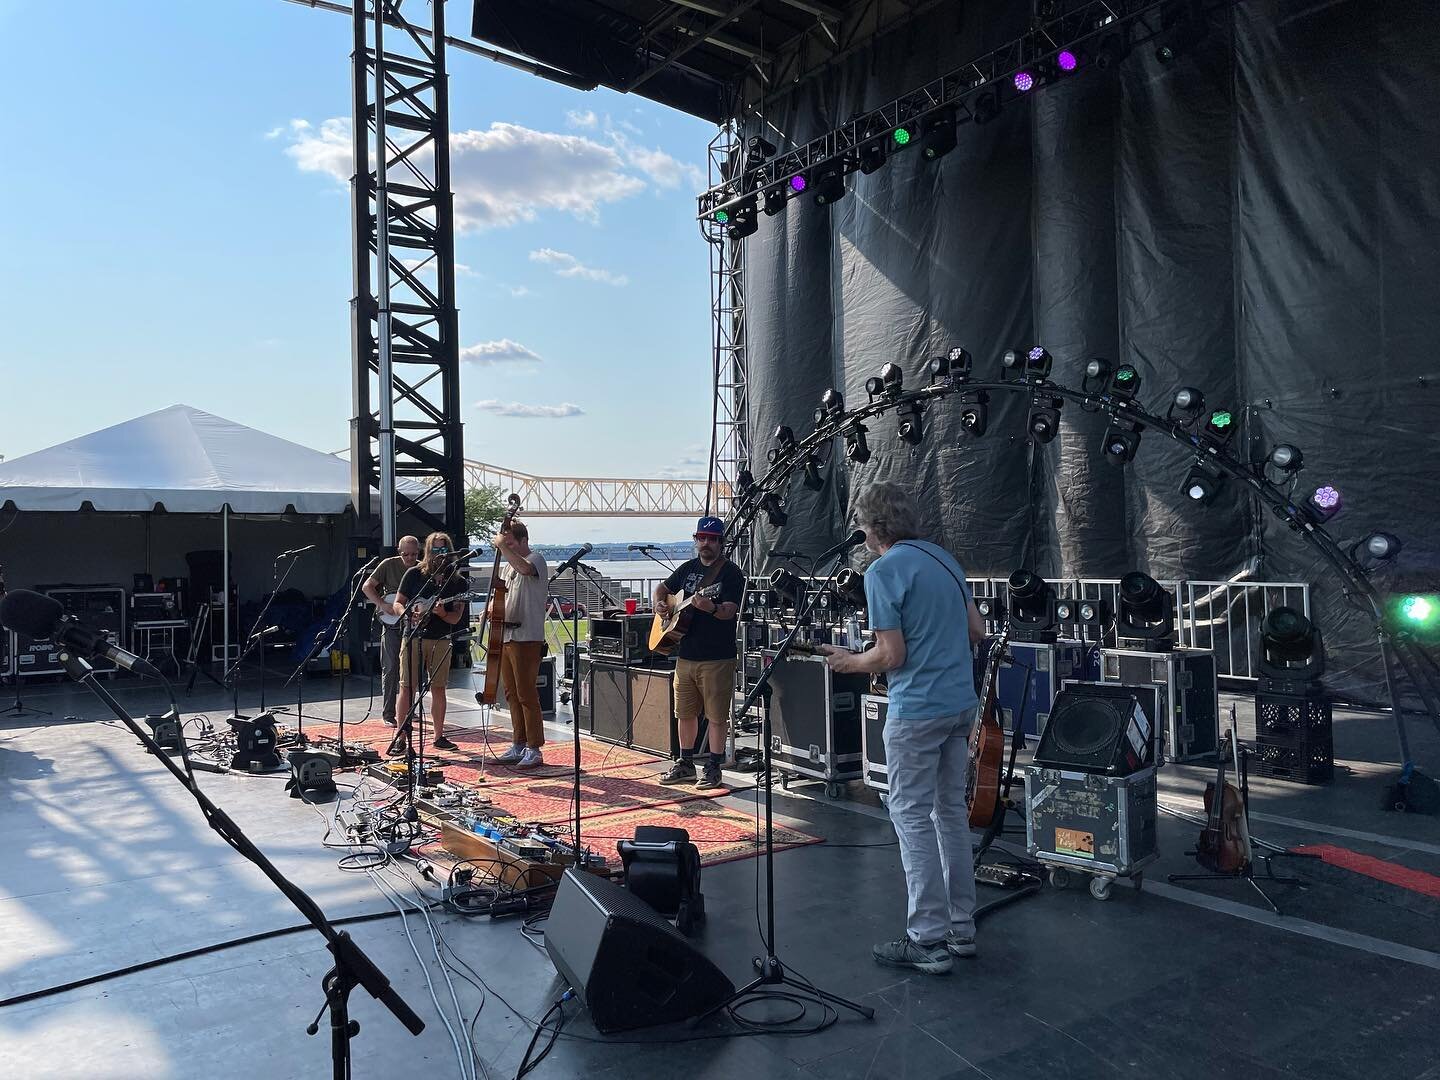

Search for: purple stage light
xmin=789 ymin=174 xmax=807 ymax=193
xmin=1057 ymin=50 xmax=1078 ymax=72
xmin=1014 ymin=70 xmax=1035 ymax=92
xmin=1027 ymin=346 xmax=1046 ymax=362
xmin=1312 ymin=485 xmax=1341 ymax=510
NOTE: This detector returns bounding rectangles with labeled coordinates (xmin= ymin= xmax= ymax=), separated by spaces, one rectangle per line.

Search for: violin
xmin=476 ymin=494 xmax=522 ymax=706
xmin=1196 ymin=714 xmax=1252 ymax=875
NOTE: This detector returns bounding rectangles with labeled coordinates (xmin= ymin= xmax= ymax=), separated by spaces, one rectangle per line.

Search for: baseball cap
xmin=694 ymin=515 xmax=725 ymax=538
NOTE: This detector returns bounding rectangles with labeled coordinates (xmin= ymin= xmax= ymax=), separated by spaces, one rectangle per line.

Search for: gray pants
xmin=381 ymin=625 xmax=402 ymax=722
xmin=882 ymin=707 xmax=979 ymax=945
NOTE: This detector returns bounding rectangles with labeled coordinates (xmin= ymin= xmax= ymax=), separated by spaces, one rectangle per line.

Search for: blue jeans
xmin=883 ymin=707 xmax=980 ymax=945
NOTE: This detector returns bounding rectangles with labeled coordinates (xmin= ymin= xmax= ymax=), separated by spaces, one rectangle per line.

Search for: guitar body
xmin=966 ymin=625 xmax=1009 ymax=828
xmin=477 ymin=495 xmax=523 ymax=706
xmin=648 ymin=584 xmax=722 ymax=655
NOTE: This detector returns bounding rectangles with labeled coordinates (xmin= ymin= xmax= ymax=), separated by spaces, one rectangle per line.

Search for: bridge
xmin=463 ymin=460 xmax=729 ymax=517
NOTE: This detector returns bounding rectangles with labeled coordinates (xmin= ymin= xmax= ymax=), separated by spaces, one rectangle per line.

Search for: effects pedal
xmin=975 ymin=863 xmax=1030 ymax=889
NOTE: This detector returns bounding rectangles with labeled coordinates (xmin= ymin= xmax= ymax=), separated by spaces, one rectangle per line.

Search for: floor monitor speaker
xmin=544 ymin=869 xmax=734 ymax=1033
xmin=1033 ymin=684 xmax=1155 ymax=776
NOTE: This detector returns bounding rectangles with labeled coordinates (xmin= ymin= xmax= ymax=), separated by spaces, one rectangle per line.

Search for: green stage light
xmin=714 ymin=209 xmax=730 ymax=224
xmin=893 ymin=126 xmax=912 ymax=147
xmin=1401 ymin=595 xmax=1435 ymax=625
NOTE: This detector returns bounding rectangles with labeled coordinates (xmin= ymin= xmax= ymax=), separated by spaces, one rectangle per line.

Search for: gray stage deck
xmin=2 ymin=665 xmax=1438 ymax=1079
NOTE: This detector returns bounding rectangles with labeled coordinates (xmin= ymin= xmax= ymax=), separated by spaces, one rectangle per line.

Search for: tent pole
xmin=224 ymin=505 xmax=231 ymax=665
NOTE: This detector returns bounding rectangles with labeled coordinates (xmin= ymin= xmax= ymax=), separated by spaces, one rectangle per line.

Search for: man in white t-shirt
xmin=489 ymin=520 xmax=550 ymax=767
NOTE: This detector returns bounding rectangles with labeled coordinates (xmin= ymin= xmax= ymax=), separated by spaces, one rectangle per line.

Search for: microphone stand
xmin=694 ymin=544 xmax=874 ymax=1026
xmin=55 ymin=649 xmax=424 ymax=1075
xmin=225 ymin=550 xmax=303 ymax=723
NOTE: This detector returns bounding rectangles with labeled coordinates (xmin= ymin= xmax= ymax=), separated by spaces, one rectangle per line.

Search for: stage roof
xmin=469 ymin=0 xmax=909 ymax=121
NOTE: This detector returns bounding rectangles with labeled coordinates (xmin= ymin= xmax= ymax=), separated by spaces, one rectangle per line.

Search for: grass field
xmin=472 ymin=619 xmax=590 ymax=653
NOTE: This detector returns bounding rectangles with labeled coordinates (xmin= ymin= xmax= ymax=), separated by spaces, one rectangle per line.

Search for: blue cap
xmin=694 ymin=515 xmax=725 ymax=537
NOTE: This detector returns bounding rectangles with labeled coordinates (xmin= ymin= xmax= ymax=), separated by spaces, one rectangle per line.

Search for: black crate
xmin=1255 ymin=693 xmax=1331 ymax=740
xmin=1253 ymin=731 xmax=1334 ymax=785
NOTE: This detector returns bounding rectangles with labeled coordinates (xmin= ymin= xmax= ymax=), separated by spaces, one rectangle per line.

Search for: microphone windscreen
xmin=0 ymin=589 xmax=63 ymax=639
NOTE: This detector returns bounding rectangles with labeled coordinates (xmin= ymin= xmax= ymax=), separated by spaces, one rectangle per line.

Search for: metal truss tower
xmin=349 ymin=0 xmax=465 ymax=549
xmin=705 ymin=120 xmax=750 ymax=570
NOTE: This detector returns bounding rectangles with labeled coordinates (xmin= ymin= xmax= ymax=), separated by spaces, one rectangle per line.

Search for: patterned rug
xmin=562 ymin=802 xmax=824 ymax=866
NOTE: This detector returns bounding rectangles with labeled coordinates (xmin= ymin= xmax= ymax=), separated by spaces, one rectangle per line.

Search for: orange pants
xmin=500 ymin=641 xmax=546 ymax=748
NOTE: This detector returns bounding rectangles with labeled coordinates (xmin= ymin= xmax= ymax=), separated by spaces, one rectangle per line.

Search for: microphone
xmin=278 ymin=544 xmax=317 ymax=560
xmin=815 ymin=529 xmax=867 ymax=564
xmin=768 ymin=548 xmax=809 ymax=560
xmin=0 ymin=589 xmax=161 ymax=678
xmin=249 ymin=625 xmax=283 ymax=642
xmin=443 ymin=546 xmax=483 ymax=561
xmin=554 ymin=543 xmax=594 ymax=575
xmin=627 ymin=544 xmax=655 ymax=552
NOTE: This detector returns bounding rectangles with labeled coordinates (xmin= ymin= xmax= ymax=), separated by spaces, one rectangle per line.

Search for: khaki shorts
xmin=399 ymin=637 xmax=453 ymax=691
xmin=673 ymin=658 xmax=736 ymax=727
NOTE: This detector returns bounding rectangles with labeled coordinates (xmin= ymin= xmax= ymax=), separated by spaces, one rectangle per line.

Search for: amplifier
xmin=494 ymin=654 xmax=558 ymax=719
xmin=589 ymin=660 xmax=696 ymax=758
xmin=1026 ymin=765 xmax=1159 ymax=878
xmin=1099 ymin=647 xmax=1218 ymax=763
xmin=862 ymin=694 xmax=888 ymax=793
xmin=990 ymin=639 xmax=1097 ymax=741
xmin=132 ymin=591 xmax=181 ymax=623
xmin=590 ymin=614 xmax=654 ymax=663
xmin=766 ymin=653 xmax=868 ymax=792
xmin=41 ymin=585 xmax=127 ymax=675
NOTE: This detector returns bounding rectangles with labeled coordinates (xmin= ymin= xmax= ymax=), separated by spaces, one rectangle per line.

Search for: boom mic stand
xmin=695 ymin=545 xmax=874 ymax=1027
xmin=55 ymin=649 xmax=424 ymax=1075
xmin=224 ymin=549 xmax=304 ymax=728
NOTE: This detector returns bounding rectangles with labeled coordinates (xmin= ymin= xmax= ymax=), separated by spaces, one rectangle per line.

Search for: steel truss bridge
xmin=464 ymin=461 xmax=721 ymax=517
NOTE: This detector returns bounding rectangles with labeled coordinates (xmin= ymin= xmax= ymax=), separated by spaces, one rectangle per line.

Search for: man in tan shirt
xmin=361 ymin=535 xmax=420 ymax=726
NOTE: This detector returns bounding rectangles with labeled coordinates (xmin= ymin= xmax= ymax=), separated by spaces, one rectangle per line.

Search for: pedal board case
xmin=1025 ymin=765 xmax=1159 ymax=878
xmin=766 ymin=653 xmax=867 ymax=792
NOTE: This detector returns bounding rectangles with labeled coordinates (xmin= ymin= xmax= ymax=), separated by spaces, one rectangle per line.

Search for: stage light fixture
xmin=1258 ymin=606 xmax=1324 ymax=681
xmin=1102 ymin=421 xmax=1141 ymax=465
xmin=762 ymin=185 xmax=786 ymax=216
xmin=802 ymin=454 xmax=825 ymax=491
xmin=725 ymin=200 xmax=759 ymax=240
xmin=972 ymin=90 xmax=1001 ymax=125
xmin=769 ymin=568 xmax=806 ymax=607
xmin=1155 ymin=0 xmax=1208 ymax=66
xmin=921 ymin=108 xmax=958 ymax=161
xmin=845 ymin=423 xmax=872 ymax=464
xmin=1007 ymin=569 xmax=1058 ymax=644
xmin=858 ymin=138 xmax=888 ymax=175
xmin=1109 ymin=363 xmax=1141 ymax=401
xmin=817 ymin=387 xmax=845 ymax=421
xmin=1082 ymin=358 xmax=1111 ymax=394
xmin=813 ymin=164 xmax=847 ymax=206
xmin=1268 ymin=444 xmax=1303 ymax=473
xmin=1168 ymin=386 xmax=1206 ymax=424
xmin=761 ymin=493 xmax=788 ymax=527
xmin=927 ymin=353 xmax=953 ymax=385
xmin=713 ymin=209 xmax=729 ymax=224
xmin=1057 ymin=49 xmax=1079 ymax=72
xmin=1203 ymin=409 xmax=1236 ymax=445
xmin=1014 ymin=69 xmax=1036 ymax=92
xmin=746 ymin=135 xmax=777 ymax=163
xmin=1027 ymin=396 xmax=1062 ymax=444
xmin=892 ymin=124 xmax=913 ymax=147
xmin=1095 ymin=24 xmax=1132 ymax=70
xmin=896 ymin=401 xmax=924 ymax=445
xmin=975 ymin=596 xmax=1005 ymax=621
xmin=736 ymin=469 xmax=755 ymax=493
xmin=767 ymin=425 xmax=797 ymax=464
xmin=1400 ymin=594 xmax=1437 ymax=630
xmin=1305 ymin=485 xmax=1341 ymax=523
xmin=946 ymin=346 xmax=973 ymax=381
xmin=1026 ymin=346 xmax=1053 ymax=380
xmin=1360 ymin=532 xmax=1402 ymax=562
xmin=1118 ymin=571 xmax=1175 ymax=648
xmin=958 ymin=391 xmax=990 ymax=438
xmin=286 ymin=749 xmax=339 ymax=800
xmin=789 ymin=173 xmax=808 ymax=193
xmin=836 ymin=567 xmax=867 ymax=608
xmin=878 ymin=362 xmax=904 ymax=397
xmin=229 ymin=712 xmax=282 ymax=772
xmin=1181 ymin=462 xmax=1224 ymax=504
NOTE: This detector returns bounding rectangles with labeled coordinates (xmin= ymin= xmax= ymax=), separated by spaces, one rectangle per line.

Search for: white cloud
xmin=608 ymin=129 xmax=703 ymax=190
xmin=460 ymin=339 xmax=542 ymax=365
xmin=505 ymin=285 xmax=534 ymax=297
xmin=528 ymin=248 xmax=629 ymax=287
xmin=264 ymin=125 xmax=286 ymax=140
xmin=566 ymin=109 xmax=598 ymax=129
xmin=474 ymin=399 xmax=583 ymax=418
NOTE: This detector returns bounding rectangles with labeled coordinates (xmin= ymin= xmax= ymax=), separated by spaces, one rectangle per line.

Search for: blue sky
xmin=0 ymin=0 xmax=716 ymax=542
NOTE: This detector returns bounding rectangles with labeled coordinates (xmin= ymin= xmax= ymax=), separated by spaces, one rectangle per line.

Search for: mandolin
xmin=965 ymin=622 xmax=1009 ymax=828
xmin=476 ymin=494 xmax=523 ymax=706
xmin=1196 ymin=708 xmax=1251 ymax=875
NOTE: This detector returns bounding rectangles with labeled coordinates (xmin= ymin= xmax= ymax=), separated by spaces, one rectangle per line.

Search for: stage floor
xmin=2 ymin=665 xmax=1439 ymax=1079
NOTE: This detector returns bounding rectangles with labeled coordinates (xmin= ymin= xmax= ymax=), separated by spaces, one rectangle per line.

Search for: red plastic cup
xmin=625 ymin=598 xmax=638 ymax=615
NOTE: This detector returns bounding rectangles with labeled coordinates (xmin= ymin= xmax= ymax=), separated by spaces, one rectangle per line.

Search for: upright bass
xmin=476 ymin=494 xmax=523 ymax=706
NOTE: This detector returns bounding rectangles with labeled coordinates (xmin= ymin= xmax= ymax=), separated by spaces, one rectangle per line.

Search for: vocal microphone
xmin=249 ymin=625 xmax=283 ymax=643
xmin=768 ymin=549 xmax=809 ymax=560
xmin=815 ymin=529 xmax=867 ymax=564
xmin=443 ymin=546 xmax=484 ymax=561
xmin=0 ymin=589 xmax=162 ymax=678
xmin=277 ymin=544 xmax=317 ymax=560
xmin=627 ymin=544 xmax=655 ymax=552
xmin=554 ymin=543 xmax=594 ymax=575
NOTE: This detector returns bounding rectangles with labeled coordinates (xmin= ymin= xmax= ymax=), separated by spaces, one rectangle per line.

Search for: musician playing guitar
xmin=653 ymin=516 xmax=745 ymax=790
xmin=489 ymin=520 xmax=549 ymax=769
xmin=389 ymin=531 xmax=470 ymax=755
xmin=361 ymin=534 xmax=421 ymax=728
xmin=818 ymin=483 xmax=986 ymax=976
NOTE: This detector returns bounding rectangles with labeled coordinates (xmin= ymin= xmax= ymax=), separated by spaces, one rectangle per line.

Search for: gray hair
xmin=853 ymin=482 xmax=921 ymax=547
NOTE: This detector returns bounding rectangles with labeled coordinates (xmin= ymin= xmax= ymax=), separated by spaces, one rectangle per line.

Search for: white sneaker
xmin=517 ymin=748 xmax=544 ymax=768
xmin=495 ymin=745 xmax=526 ymax=764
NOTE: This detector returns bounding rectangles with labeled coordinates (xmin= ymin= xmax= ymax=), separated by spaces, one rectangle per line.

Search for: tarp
xmin=0 ymin=405 xmax=361 ymax=515
xmin=741 ymin=0 xmax=1440 ymax=700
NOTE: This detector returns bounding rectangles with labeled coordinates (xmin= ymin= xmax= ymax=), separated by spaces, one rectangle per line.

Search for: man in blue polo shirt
xmin=822 ymin=482 xmax=985 ymax=975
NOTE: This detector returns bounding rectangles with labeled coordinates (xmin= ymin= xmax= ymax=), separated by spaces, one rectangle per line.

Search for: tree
xmin=464 ymin=484 xmax=508 ymax=542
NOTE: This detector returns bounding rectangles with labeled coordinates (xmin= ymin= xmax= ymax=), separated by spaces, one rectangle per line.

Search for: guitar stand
xmin=1168 ymin=743 xmax=1321 ymax=917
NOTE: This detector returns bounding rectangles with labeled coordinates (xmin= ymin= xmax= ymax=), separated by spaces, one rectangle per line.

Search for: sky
xmin=0 ymin=0 xmax=717 ymax=543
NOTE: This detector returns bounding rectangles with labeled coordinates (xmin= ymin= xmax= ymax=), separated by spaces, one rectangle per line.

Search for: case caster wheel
xmin=1048 ymin=868 xmax=1072 ymax=890
xmin=826 ymin=781 xmax=843 ymax=800
xmin=1131 ymin=873 xmax=1144 ymax=892
xmin=1089 ymin=876 xmax=1114 ymax=902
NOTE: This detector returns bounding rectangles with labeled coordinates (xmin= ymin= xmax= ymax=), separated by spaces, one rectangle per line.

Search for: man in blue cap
xmin=653 ymin=515 xmax=745 ymax=788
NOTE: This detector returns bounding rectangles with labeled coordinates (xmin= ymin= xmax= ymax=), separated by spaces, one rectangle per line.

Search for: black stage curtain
xmin=741 ymin=0 xmax=1440 ymax=700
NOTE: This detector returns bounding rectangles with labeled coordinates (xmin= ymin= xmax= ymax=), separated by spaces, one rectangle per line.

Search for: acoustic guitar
xmin=1195 ymin=707 xmax=1252 ymax=875
xmin=648 ymin=583 xmax=724 ymax=655
xmin=965 ymin=622 xmax=1009 ymax=828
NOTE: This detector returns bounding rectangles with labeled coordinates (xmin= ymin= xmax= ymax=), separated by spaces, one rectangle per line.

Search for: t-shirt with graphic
xmin=397 ymin=567 xmax=470 ymax=640
xmin=662 ymin=558 xmax=745 ymax=661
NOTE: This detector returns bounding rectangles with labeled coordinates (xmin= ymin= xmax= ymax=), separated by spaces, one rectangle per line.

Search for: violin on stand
xmin=475 ymin=495 xmax=522 ymax=706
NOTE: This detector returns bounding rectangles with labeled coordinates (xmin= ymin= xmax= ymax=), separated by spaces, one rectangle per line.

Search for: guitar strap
xmin=697 ymin=556 xmax=727 ymax=592
xmin=892 ymin=542 xmax=971 ymax=608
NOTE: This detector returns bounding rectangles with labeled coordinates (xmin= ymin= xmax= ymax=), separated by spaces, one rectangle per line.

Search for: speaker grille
xmin=1033 ymin=684 xmax=1152 ymax=776
xmin=1049 ymin=698 xmax=1126 ymax=757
